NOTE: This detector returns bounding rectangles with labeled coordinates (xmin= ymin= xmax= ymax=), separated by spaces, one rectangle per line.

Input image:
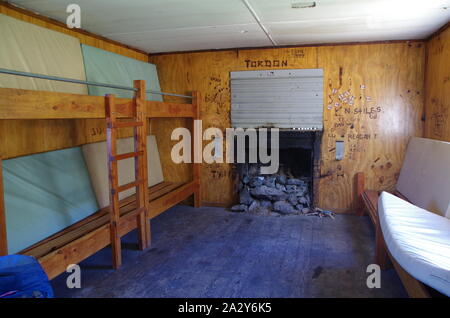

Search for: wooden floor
xmin=52 ymin=206 xmax=408 ymax=298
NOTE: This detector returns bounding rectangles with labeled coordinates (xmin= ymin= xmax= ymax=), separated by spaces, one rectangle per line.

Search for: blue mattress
xmin=81 ymin=44 xmax=162 ymax=101
xmin=3 ymin=147 xmax=99 ymax=254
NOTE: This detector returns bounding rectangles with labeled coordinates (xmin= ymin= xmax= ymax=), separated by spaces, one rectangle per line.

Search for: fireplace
xmin=230 ymin=68 xmax=324 ymax=215
xmin=232 ymin=130 xmax=322 ymax=215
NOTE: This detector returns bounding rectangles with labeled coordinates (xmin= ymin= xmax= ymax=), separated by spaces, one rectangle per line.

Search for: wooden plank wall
xmin=0 ymin=3 xmax=149 ymax=159
xmin=424 ymin=25 xmax=450 ymax=142
xmin=150 ymin=43 xmax=425 ymax=211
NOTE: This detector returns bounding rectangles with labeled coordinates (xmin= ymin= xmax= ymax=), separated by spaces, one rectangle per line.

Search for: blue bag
xmin=0 ymin=255 xmax=53 ymax=298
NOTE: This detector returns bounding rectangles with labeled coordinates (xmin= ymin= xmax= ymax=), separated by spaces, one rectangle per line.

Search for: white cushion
xmin=378 ymin=191 xmax=450 ymax=296
xmin=82 ymin=135 xmax=164 ymax=208
xmin=397 ymin=137 xmax=450 ymax=218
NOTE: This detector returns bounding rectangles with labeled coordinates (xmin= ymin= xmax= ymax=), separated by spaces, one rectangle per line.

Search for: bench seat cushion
xmin=378 ymin=191 xmax=450 ymax=296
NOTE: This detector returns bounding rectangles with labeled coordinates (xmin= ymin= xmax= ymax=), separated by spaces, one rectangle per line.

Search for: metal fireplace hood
xmin=230 ymin=69 xmax=323 ymax=131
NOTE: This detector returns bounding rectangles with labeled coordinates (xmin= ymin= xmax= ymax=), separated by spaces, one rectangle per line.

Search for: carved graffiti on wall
xmin=244 ymin=59 xmax=288 ymax=68
xmin=325 ymin=72 xmax=384 ymax=162
xmin=90 ymin=127 xmax=104 ymax=136
xmin=429 ymin=98 xmax=447 ymax=138
xmin=204 ymin=75 xmax=229 ymax=117
xmin=291 ymin=49 xmax=305 ymax=58
xmin=431 ymin=112 xmax=446 ymax=137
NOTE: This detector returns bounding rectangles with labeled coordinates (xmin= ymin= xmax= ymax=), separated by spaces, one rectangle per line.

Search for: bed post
xmin=134 ymin=79 xmax=151 ymax=249
xmin=0 ymin=158 xmax=7 ymax=255
xmin=192 ymin=91 xmax=202 ymax=208
xmin=105 ymin=94 xmax=122 ymax=269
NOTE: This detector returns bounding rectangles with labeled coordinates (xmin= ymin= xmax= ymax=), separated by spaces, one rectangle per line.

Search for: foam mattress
xmin=378 ymin=192 xmax=450 ymax=296
xmin=82 ymin=135 xmax=164 ymax=209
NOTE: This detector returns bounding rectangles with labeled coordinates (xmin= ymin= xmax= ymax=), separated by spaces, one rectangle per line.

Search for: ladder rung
xmin=113 ymin=179 xmax=145 ymax=194
xmin=111 ymin=151 xmax=144 ymax=161
xmin=119 ymin=207 xmax=147 ymax=225
xmin=109 ymin=121 xmax=143 ymax=129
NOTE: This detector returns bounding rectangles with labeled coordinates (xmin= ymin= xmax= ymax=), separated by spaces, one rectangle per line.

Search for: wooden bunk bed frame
xmin=0 ymin=80 xmax=202 ymax=279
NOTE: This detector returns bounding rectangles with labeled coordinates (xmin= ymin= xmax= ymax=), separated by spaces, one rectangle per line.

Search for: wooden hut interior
xmin=0 ymin=0 xmax=449 ymax=299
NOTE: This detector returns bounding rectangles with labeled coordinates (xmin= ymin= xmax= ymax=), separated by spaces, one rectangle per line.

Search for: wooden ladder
xmin=105 ymin=80 xmax=150 ymax=269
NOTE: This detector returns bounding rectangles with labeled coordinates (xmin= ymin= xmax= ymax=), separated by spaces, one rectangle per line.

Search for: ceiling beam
xmin=148 ymin=39 xmax=424 ymax=56
xmin=241 ymin=0 xmax=277 ymax=46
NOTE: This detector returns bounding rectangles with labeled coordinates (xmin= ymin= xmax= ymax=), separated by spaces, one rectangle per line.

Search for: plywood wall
xmin=424 ymin=25 xmax=450 ymax=142
xmin=150 ymin=42 xmax=425 ymax=211
xmin=0 ymin=3 xmax=148 ymax=159
xmin=0 ymin=2 xmax=428 ymax=211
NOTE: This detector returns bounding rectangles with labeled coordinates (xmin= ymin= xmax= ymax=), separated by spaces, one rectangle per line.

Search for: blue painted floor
xmin=52 ymin=205 xmax=407 ymax=297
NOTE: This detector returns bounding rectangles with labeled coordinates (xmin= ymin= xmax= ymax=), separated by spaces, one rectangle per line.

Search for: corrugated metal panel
xmin=231 ymin=69 xmax=323 ymax=130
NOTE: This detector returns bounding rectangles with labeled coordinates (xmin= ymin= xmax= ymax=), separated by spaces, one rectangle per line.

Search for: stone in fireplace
xmin=231 ymin=131 xmax=331 ymax=217
xmin=232 ymin=165 xmax=311 ymax=215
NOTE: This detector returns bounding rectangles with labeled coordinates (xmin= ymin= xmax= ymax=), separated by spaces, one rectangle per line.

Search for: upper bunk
xmin=0 ymin=13 xmax=197 ymax=121
xmin=0 ymin=84 xmax=198 ymax=120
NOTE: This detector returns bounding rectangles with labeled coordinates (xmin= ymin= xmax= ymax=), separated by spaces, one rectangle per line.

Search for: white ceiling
xmin=9 ymin=0 xmax=450 ymax=53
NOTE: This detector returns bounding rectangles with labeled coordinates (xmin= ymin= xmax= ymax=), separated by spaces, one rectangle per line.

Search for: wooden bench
xmin=355 ymin=182 xmax=389 ymax=269
xmin=355 ymin=173 xmax=432 ymax=298
xmin=354 ymin=137 xmax=450 ymax=298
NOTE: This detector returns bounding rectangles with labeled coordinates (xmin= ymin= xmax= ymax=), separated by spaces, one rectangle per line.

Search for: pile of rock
xmin=231 ymin=174 xmax=312 ymax=215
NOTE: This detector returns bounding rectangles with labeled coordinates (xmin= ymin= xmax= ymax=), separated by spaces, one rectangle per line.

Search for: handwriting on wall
xmin=347 ymin=133 xmax=377 ymax=140
xmin=431 ymin=112 xmax=445 ymax=137
xmin=291 ymin=49 xmax=305 ymax=58
xmin=207 ymin=164 xmax=233 ymax=179
xmin=429 ymin=98 xmax=447 ymax=138
xmin=91 ymin=127 xmax=104 ymax=136
xmin=342 ymin=107 xmax=382 ymax=119
xmin=323 ymin=73 xmax=385 ymax=162
xmin=205 ymin=76 xmax=229 ymax=117
xmin=244 ymin=59 xmax=288 ymax=68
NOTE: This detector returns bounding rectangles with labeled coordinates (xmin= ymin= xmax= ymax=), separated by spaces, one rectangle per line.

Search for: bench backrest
xmin=397 ymin=137 xmax=450 ymax=218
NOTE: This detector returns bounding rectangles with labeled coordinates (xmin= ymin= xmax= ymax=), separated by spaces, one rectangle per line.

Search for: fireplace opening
xmin=279 ymin=148 xmax=312 ymax=179
xmin=232 ymin=130 xmax=321 ymax=215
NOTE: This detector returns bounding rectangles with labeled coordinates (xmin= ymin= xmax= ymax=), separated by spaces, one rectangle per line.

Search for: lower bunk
xmin=1 ymin=134 xmax=200 ymax=280
xmin=20 ymin=181 xmax=198 ymax=279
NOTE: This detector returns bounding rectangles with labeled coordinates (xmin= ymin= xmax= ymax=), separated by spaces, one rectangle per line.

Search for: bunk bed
xmin=0 ymin=80 xmax=202 ymax=279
